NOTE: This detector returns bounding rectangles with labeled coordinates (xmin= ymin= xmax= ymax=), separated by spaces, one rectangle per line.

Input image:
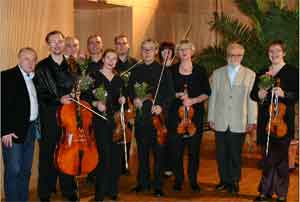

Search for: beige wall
xmin=75 ymin=6 xmax=132 ymax=54
xmin=0 ymin=0 xmax=74 ymax=69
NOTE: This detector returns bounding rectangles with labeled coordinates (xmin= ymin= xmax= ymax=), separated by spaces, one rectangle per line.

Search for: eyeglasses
xmin=116 ymin=42 xmax=128 ymax=45
xmin=142 ymin=48 xmax=155 ymax=52
xmin=178 ymin=48 xmax=191 ymax=52
xmin=228 ymin=54 xmax=243 ymax=57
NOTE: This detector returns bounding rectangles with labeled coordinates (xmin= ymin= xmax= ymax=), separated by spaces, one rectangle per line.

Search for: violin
xmin=177 ymin=84 xmax=197 ymax=137
xmin=149 ymin=49 xmax=173 ymax=145
xmin=152 ymin=113 xmax=168 ymax=145
xmin=266 ymin=78 xmax=288 ymax=138
xmin=113 ymin=96 xmax=135 ymax=170
xmin=112 ymin=98 xmax=135 ymax=143
xmin=54 ymin=84 xmax=99 ymax=176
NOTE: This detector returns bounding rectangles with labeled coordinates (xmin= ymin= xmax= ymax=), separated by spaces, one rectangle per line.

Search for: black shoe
xmin=39 ymin=197 xmax=50 ymax=202
xmin=191 ymin=184 xmax=201 ymax=193
xmin=131 ymin=185 xmax=149 ymax=193
xmin=253 ymin=195 xmax=272 ymax=202
xmin=228 ymin=182 xmax=239 ymax=195
xmin=154 ymin=189 xmax=165 ymax=197
xmin=52 ymin=187 xmax=57 ymax=194
xmin=122 ymin=169 xmax=130 ymax=176
xmin=93 ymin=198 xmax=104 ymax=202
xmin=172 ymin=184 xmax=182 ymax=192
xmin=276 ymin=197 xmax=287 ymax=202
xmin=67 ymin=194 xmax=79 ymax=202
xmin=215 ymin=183 xmax=227 ymax=192
xmin=110 ymin=195 xmax=118 ymax=201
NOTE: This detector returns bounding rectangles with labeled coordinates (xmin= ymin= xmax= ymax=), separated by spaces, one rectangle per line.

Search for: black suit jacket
xmin=1 ymin=66 xmax=32 ymax=143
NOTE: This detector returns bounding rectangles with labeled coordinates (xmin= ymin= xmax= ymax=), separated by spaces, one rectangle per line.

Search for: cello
xmin=54 ymin=83 xmax=99 ymax=176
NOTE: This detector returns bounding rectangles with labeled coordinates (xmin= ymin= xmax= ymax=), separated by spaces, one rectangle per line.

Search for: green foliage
xmin=195 ymin=0 xmax=299 ymax=75
xmin=94 ymin=84 xmax=107 ymax=102
xmin=258 ymin=74 xmax=275 ymax=89
xmin=134 ymin=82 xmax=149 ymax=99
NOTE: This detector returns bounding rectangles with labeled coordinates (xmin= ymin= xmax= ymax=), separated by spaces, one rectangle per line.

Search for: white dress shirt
xmin=227 ymin=64 xmax=240 ymax=87
xmin=19 ymin=66 xmax=39 ymax=121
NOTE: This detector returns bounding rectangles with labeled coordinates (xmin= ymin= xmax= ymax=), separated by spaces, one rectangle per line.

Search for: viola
xmin=177 ymin=84 xmax=197 ymax=136
xmin=54 ymin=86 xmax=99 ymax=176
xmin=266 ymin=78 xmax=288 ymax=138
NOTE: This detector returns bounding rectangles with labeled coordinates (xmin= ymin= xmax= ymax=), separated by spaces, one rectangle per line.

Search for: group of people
xmin=1 ymin=29 xmax=298 ymax=202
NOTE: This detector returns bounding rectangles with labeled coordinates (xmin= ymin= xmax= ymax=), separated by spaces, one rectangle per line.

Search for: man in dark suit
xmin=34 ymin=30 xmax=78 ymax=202
xmin=114 ymin=34 xmax=138 ymax=175
xmin=86 ymin=34 xmax=103 ymax=74
xmin=1 ymin=47 xmax=40 ymax=202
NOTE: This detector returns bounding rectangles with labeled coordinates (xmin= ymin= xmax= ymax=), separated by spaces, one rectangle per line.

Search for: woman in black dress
xmin=158 ymin=41 xmax=176 ymax=177
xmin=168 ymin=40 xmax=211 ymax=192
xmin=251 ymin=40 xmax=298 ymax=202
xmin=82 ymin=49 xmax=126 ymax=201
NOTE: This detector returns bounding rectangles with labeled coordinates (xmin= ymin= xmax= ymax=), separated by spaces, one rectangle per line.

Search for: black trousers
xmin=135 ymin=123 xmax=165 ymax=190
xmin=120 ymin=142 xmax=131 ymax=172
xmin=163 ymin=135 xmax=173 ymax=172
xmin=170 ymin=133 xmax=202 ymax=186
xmin=38 ymin=107 xmax=77 ymax=199
xmin=259 ymin=138 xmax=290 ymax=198
xmin=94 ymin=118 xmax=122 ymax=200
xmin=215 ymin=129 xmax=245 ymax=185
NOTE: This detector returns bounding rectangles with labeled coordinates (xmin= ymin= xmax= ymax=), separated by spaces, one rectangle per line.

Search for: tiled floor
xmin=28 ymin=132 xmax=299 ymax=202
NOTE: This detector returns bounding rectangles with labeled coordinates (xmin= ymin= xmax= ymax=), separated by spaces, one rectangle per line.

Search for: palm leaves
xmin=196 ymin=0 xmax=299 ymax=75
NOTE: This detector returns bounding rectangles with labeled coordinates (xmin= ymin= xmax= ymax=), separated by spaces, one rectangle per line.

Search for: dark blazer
xmin=1 ymin=66 xmax=32 ymax=143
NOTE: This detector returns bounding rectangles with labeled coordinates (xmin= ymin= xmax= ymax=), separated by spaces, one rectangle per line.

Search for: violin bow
xmin=265 ymin=86 xmax=275 ymax=156
xmin=152 ymin=50 xmax=169 ymax=107
xmin=69 ymin=97 xmax=108 ymax=120
xmin=169 ymin=23 xmax=192 ymax=65
xmin=120 ymin=60 xmax=143 ymax=77
xmin=120 ymin=103 xmax=129 ymax=169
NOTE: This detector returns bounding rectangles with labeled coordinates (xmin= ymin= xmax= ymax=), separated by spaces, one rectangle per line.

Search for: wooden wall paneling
xmin=0 ymin=0 xmax=74 ymax=69
xmin=131 ymin=5 xmax=157 ymax=57
xmin=75 ymin=7 xmax=132 ymax=54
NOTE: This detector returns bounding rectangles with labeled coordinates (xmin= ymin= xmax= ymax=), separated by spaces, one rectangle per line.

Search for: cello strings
xmin=69 ymin=98 xmax=108 ymax=120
